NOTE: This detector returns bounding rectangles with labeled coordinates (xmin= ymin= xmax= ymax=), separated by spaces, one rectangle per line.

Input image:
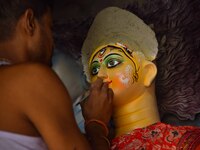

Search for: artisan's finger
xmin=108 ymin=88 xmax=114 ymax=103
xmin=91 ymin=77 xmax=103 ymax=90
xmin=101 ymin=82 xmax=109 ymax=92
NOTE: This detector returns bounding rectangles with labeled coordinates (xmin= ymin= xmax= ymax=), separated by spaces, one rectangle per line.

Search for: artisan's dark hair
xmin=0 ymin=0 xmax=54 ymax=41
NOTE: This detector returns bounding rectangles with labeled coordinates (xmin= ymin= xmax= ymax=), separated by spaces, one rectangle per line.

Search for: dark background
xmin=53 ymin=0 xmax=140 ymax=23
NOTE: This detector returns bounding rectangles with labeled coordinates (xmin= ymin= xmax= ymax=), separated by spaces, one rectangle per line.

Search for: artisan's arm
xmin=7 ymin=63 xmax=112 ymax=150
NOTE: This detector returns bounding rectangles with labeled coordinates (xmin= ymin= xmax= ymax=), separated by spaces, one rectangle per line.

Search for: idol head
xmin=82 ymin=7 xmax=158 ymax=106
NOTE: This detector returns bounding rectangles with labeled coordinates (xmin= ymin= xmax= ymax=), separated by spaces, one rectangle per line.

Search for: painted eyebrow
xmin=91 ymin=60 xmax=99 ymax=65
xmin=91 ymin=53 xmax=122 ymax=64
xmin=103 ymin=53 xmax=122 ymax=61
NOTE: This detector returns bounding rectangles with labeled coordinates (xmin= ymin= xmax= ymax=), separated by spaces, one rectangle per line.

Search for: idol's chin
xmin=112 ymin=90 xmax=131 ymax=107
xmin=112 ymin=84 xmax=145 ymax=107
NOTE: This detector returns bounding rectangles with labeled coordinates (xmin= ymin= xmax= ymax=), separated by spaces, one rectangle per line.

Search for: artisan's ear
xmin=22 ymin=9 xmax=36 ymax=36
xmin=141 ymin=60 xmax=157 ymax=87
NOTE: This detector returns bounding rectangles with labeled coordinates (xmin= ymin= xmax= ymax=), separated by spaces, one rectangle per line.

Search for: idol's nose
xmin=97 ymin=65 xmax=108 ymax=79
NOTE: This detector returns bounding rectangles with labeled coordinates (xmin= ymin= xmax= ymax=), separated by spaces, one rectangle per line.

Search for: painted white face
xmin=89 ymin=46 xmax=140 ymax=105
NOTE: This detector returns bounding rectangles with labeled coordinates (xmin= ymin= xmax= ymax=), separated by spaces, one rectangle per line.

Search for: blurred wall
xmin=53 ymin=0 xmax=141 ymax=23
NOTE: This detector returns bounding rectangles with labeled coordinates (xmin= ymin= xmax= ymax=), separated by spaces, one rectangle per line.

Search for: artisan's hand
xmin=81 ymin=77 xmax=114 ymax=125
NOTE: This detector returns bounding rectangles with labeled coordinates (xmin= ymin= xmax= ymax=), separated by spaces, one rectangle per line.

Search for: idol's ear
xmin=141 ymin=60 xmax=157 ymax=87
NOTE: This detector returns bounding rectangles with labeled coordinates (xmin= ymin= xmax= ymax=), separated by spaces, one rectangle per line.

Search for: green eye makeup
xmin=90 ymin=53 xmax=124 ymax=76
xmin=104 ymin=54 xmax=123 ymax=68
xmin=90 ymin=62 xmax=100 ymax=75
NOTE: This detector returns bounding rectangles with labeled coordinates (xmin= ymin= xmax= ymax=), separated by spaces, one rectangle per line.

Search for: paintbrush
xmin=75 ymin=90 xmax=90 ymax=106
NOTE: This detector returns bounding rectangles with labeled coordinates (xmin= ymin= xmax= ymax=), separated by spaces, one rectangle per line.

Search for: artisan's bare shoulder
xmin=0 ymin=63 xmax=89 ymax=149
xmin=0 ymin=63 xmax=69 ymax=113
xmin=0 ymin=63 xmax=59 ymax=84
xmin=0 ymin=63 xmax=64 ymax=134
xmin=0 ymin=63 xmax=64 ymax=92
xmin=0 ymin=62 xmax=71 ymax=108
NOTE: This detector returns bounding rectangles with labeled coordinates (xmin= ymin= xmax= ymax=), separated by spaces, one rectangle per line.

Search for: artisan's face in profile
xmin=89 ymin=46 xmax=142 ymax=105
xmin=28 ymin=9 xmax=54 ymax=65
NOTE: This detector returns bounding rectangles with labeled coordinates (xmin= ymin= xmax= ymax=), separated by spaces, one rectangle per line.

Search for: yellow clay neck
xmin=113 ymin=86 xmax=160 ymax=137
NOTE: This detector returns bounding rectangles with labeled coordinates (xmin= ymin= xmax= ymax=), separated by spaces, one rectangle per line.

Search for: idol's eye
xmin=90 ymin=63 xmax=100 ymax=75
xmin=107 ymin=59 xmax=122 ymax=68
xmin=91 ymin=67 xmax=100 ymax=75
xmin=104 ymin=53 xmax=123 ymax=68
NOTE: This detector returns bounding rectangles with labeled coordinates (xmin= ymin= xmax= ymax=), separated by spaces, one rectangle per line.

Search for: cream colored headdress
xmin=81 ymin=7 xmax=158 ymax=81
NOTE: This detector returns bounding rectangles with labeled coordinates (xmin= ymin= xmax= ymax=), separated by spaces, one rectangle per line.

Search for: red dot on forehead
xmin=100 ymin=59 xmax=103 ymax=62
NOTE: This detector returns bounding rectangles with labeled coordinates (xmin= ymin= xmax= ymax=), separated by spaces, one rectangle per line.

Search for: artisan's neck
xmin=113 ymin=85 xmax=160 ymax=137
xmin=0 ymin=34 xmax=27 ymax=64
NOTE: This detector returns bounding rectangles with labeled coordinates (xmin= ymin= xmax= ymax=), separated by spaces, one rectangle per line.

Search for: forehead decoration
xmin=98 ymin=48 xmax=107 ymax=58
xmin=116 ymin=43 xmax=133 ymax=55
xmin=89 ymin=43 xmax=133 ymax=66
xmin=81 ymin=7 xmax=158 ymax=82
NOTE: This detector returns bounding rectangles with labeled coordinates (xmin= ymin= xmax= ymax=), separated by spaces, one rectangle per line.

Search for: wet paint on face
xmin=118 ymin=73 xmax=130 ymax=85
xmin=90 ymin=46 xmax=139 ymax=95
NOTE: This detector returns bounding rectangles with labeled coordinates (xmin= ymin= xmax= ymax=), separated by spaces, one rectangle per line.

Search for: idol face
xmin=89 ymin=46 xmax=144 ymax=106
